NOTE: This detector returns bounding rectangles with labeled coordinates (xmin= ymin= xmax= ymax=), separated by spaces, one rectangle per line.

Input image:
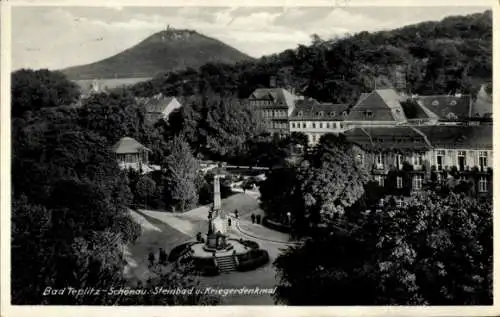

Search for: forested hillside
xmin=130 ymin=10 xmax=492 ymax=105
xmin=61 ymin=29 xmax=254 ymax=80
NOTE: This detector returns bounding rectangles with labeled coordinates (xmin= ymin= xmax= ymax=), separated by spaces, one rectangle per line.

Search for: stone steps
xmin=216 ymin=255 xmax=237 ymax=273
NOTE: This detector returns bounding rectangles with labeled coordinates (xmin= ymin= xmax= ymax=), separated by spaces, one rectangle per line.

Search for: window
xmin=298 ymin=111 xmax=303 ymax=117
xmin=291 ymin=123 xmax=295 ymax=128
xmin=432 ymin=100 xmax=439 ymax=106
xmin=479 ymin=177 xmax=488 ymax=193
xmin=375 ymin=175 xmax=385 ymax=187
xmin=318 ymin=111 xmax=324 ymax=117
xmin=413 ymin=175 xmax=423 ymax=190
xmin=342 ymin=111 xmax=348 ymax=117
xmin=319 ymin=123 xmax=323 ymax=129
xmin=457 ymin=151 xmax=466 ymax=171
xmin=413 ymin=154 xmax=424 ymax=169
xmin=302 ymin=123 xmax=306 ymax=128
xmin=312 ymin=135 xmax=317 ymax=142
xmin=436 ymin=150 xmax=445 ymax=171
xmin=330 ymin=111 xmax=336 ymax=117
xmin=396 ymin=176 xmax=403 ymax=189
xmin=340 ymin=123 xmax=344 ymax=129
xmin=395 ymin=154 xmax=403 ymax=170
xmin=365 ymin=111 xmax=373 ymax=119
xmin=312 ymin=123 xmax=316 ymax=128
xmin=450 ymin=100 xmax=457 ymax=106
xmin=376 ymin=153 xmax=384 ymax=169
xmin=356 ymin=153 xmax=364 ymax=165
xmin=447 ymin=112 xmax=458 ymax=120
xmin=479 ymin=151 xmax=488 ymax=171
xmin=326 ymin=123 xmax=331 ymax=129
xmin=333 ymin=122 xmax=337 ymax=129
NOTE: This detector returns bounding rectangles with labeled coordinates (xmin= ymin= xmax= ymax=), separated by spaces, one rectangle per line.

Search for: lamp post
xmin=286 ymin=212 xmax=291 ymax=225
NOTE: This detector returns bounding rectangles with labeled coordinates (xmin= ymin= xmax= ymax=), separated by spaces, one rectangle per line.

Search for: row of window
xmin=357 ymin=151 xmax=490 ymax=171
xmin=261 ymin=109 xmax=287 ymax=118
xmin=290 ymin=122 xmax=345 ymax=130
xmin=265 ymin=121 xmax=288 ymax=129
xmin=374 ymin=175 xmax=488 ymax=192
xmin=297 ymin=110 xmax=347 ymax=117
xmin=251 ymin=100 xmax=274 ymax=106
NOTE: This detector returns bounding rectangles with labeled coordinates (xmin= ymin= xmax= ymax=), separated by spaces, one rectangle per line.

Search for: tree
xmin=274 ymin=191 xmax=492 ymax=305
xmin=296 ymin=134 xmax=369 ymax=231
xmin=11 ymin=69 xmax=80 ymax=117
xmin=162 ymin=136 xmax=199 ymax=212
xmin=135 ymin=175 xmax=157 ymax=208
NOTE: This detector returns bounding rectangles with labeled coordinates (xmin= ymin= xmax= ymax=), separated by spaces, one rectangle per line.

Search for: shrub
xmin=237 ymin=249 xmax=270 ymax=272
xmin=168 ymin=242 xmax=194 ymax=262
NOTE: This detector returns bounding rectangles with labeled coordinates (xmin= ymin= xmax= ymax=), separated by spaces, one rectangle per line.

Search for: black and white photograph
xmin=2 ymin=0 xmax=496 ymax=313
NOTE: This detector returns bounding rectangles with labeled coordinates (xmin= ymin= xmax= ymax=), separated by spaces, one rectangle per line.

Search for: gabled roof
xmin=144 ymin=95 xmax=177 ymax=113
xmin=112 ymin=137 xmax=150 ymax=154
xmin=416 ymin=125 xmax=492 ymax=149
xmin=346 ymin=89 xmax=407 ymax=122
xmin=248 ymin=88 xmax=296 ymax=108
xmin=290 ymin=99 xmax=349 ymax=120
xmin=416 ymin=95 xmax=471 ymax=121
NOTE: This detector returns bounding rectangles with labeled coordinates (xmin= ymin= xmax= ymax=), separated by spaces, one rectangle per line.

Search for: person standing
xmin=148 ymin=251 xmax=155 ymax=267
xmin=256 ymin=214 xmax=261 ymax=224
xmin=159 ymin=248 xmax=167 ymax=265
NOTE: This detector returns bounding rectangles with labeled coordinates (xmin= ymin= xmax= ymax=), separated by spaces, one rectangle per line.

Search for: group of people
xmin=250 ymin=213 xmax=262 ymax=224
xmin=147 ymin=248 xmax=168 ymax=267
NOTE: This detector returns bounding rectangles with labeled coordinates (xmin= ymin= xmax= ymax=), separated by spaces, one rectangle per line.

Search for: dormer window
xmin=432 ymin=100 xmax=439 ymax=106
xmin=365 ymin=111 xmax=373 ymax=119
xmin=450 ymin=100 xmax=457 ymax=106
xmin=342 ymin=111 xmax=347 ymax=117
xmin=447 ymin=112 xmax=458 ymax=120
xmin=329 ymin=111 xmax=336 ymax=117
xmin=318 ymin=111 xmax=324 ymax=117
xmin=298 ymin=111 xmax=303 ymax=117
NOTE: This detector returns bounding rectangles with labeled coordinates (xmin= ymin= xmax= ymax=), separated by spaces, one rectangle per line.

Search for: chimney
xmin=270 ymin=76 xmax=276 ymax=88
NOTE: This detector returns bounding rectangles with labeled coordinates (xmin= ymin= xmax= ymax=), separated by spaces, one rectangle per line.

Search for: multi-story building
xmin=247 ymin=87 xmax=297 ymax=137
xmin=344 ymin=125 xmax=492 ymax=196
xmin=345 ymin=89 xmax=408 ymax=128
xmin=346 ymin=88 xmax=475 ymax=128
xmin=289 ymin=99 xmax=349 ymax=145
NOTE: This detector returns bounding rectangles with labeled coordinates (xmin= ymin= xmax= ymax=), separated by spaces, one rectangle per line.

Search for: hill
xmin=61 ymin=28 xmax=254 ymax=80
xmin=129 ymin=10 xmax=492 ymax=105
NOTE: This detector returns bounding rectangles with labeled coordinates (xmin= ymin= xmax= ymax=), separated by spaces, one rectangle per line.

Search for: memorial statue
xmin=206 ymin=175 xmax=229 ymax=250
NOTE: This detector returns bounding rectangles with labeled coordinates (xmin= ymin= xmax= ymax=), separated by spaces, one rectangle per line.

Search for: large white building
xmin=289 ymin=99 xmax=349 ymax=145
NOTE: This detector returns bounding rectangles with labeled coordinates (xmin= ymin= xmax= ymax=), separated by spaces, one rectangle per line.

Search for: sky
xmin=11 ymin=5 xmax=490 ymax=71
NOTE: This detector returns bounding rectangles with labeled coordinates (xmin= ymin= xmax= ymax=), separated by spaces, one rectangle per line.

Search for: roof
xmin=248 ymin=88 xmax=296 ymax=108
xmin=112 ymin=137 xmax=150 ymax=154
xmin=346 ymin=89 xmax=407 ymax=122
xmin=289 ymin=99 xmax=349 ymax=121
xmin=144 ymin=95 xmax=176 ymax=113
xmin=416 ymin=125 xmax=492 ymax=149
xmin=471 ymin=84 xmax=492 ymax=118
xmin=416 ymin=95 xmax=471 ymax=121
xmin=344 ymin=126 xmax=431 ymax=151
xmin=401 ymin=99 xmax=439 ymax=120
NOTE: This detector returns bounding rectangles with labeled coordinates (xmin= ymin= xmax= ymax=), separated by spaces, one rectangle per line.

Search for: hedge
xmin=237 ymin=249 xmax=270 ymax=272
xmin=262 ymin=217 xmax=292 ymax=233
